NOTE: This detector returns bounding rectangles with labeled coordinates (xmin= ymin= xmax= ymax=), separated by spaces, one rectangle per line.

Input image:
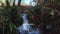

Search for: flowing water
xmin=18 ymin=14 xmax=41 ymax=34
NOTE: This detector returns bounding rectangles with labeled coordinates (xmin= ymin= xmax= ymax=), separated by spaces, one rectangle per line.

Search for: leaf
xmin=50 ymin=10 xmax=55 ymax=16
xmin=9 ymin=23 xmax=13 ymax=32
xmin=5 ymin=16 xmax=9 ymax=21
xmin=12 ymin=24 xmax=17 ymax=30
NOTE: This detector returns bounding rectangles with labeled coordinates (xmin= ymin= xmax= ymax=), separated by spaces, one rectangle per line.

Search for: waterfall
xmin=22 ymin=14 xmax=31 ymax=31
xmin=22 ymin=14 xmax=29 ymax=23
xmin=18 ymin=14 xmax=31 ymax=32
xmin=18 ymin=14 xmax=41 ymax=34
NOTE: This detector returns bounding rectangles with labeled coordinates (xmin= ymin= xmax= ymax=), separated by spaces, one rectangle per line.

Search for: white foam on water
xmin=18 ymin=14 xmax=41 ymax=34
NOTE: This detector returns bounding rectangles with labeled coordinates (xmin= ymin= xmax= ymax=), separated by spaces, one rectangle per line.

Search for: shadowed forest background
xmin=0 ymin=0 xmax=60 ymax=34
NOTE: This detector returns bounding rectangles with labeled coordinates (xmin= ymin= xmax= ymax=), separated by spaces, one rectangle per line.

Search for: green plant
xmin=1 ymin=6 xmax=22 ymax=34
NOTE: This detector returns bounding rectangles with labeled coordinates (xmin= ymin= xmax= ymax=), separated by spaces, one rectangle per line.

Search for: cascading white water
xmin=22 ymin=14 xmax=29 ymax=23
xmin=18 ymin=14 xmax=41 ymax=34
xmin=22 ymin=14 xmax=31 ymax=31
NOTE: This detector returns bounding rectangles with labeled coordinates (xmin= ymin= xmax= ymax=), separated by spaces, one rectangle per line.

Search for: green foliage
xmin=50 ymin=10 xmax=55 ymax=16
xmin=9 ymin=23 xmax=17 ymax=32
xmin=57 ymin=0 xmax=60 ymax=4
xmin=0 ymin=6 xmax=21 ymax=34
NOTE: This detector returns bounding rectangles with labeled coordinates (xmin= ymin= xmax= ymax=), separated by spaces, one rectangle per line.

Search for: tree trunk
xmin=18 ymin=0 xmax=21 ymax=6
xmin=13 ymin=0 xmax=15 ymax=6
xmin=6 ymin=0 xmax=10 ymax=6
